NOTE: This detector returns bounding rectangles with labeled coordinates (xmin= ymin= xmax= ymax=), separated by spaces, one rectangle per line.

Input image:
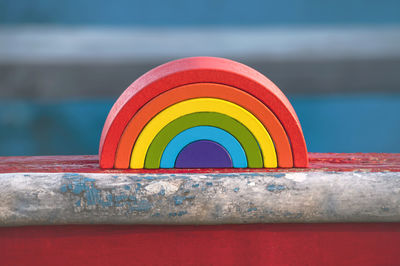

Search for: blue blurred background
xmin=0 ymin=0 xmax=399 ymax=156
xmin=1 ymin=0 xmax=400 ymax=25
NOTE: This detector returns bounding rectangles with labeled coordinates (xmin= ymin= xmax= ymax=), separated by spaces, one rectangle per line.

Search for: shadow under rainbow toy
xmin=99 ymin=57 xmax=308 ymax=169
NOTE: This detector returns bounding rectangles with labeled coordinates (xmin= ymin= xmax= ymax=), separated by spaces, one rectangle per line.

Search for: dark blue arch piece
xmin=175 ymin=140 xmax=233 ymax=168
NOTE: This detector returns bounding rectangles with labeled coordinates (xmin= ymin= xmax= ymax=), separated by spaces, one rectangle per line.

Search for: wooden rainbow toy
xmin=1 ymin=57 xmax=400 ymax=265
xmin=99 ymin=57 xmax=308 ymax=169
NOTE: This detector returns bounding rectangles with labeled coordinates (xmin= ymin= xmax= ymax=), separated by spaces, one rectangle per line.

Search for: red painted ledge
xmin=0 ymin=153 xmax=399 ymax=173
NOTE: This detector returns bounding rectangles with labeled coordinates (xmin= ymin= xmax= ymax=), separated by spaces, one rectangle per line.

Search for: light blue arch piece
xmin=160 ymin=126 xmax=248 ymax=168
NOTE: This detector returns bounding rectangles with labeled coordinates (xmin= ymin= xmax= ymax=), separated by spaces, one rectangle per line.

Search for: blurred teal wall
xmin=1 ymin=95 xmax=399 ymax=156
xmin=1 ymin=0 xmax=400 ymax=26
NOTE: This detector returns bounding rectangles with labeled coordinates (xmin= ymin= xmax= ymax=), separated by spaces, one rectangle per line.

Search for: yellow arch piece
xmin=130 ymin=98 xmax=277 ymax=169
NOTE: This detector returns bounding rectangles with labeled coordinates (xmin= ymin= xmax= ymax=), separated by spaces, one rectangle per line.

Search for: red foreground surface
xmin=1 ymin=153 xmax=399 ymax=265
xmin=1 ymin=223 xmax=400 ymax=266
xmin=1 ymin=152 xmax=400 ymax=173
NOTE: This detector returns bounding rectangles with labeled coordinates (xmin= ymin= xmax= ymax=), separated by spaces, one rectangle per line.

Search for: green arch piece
xmin=144 ymin=112 xmax=263 ymax=168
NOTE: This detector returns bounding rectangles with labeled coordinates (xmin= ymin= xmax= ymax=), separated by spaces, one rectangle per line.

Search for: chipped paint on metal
xmin=266 ymin=184 xmax=286 ymax=192
xmin=1 ymin=171 xmax=400 ymax=226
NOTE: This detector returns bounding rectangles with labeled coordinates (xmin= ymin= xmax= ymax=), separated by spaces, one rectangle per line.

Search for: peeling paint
xmin=1 ymin=171 xmax=400 ymax=226
xmin=60 ymin=184 xmax=68 ymax=193
xmin=173 ymin=194 xmax=195 ymax=206
xmin=130 ymin=200 xmax=152 ymax=212
xmin=266 ymin=184 xmax=286 ymax=192
xmin=174 ymin=196 xmax=185 ymax=205
xmin=178 ymin=211 xmax=188 ymax=216
xmin=271 ymin=173 xmax=286 ymax=178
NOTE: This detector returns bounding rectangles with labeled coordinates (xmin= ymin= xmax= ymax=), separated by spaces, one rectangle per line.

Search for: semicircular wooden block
xmin=144 ymin=112 xmax=263 ymax=169
xmin=130 ymin=98 xmax=277 ymax=169
xmin=160 ymin=126 xmax=248 ymax=168
xmin=115 ymin=83 xmax=292 ymax=168
xmin=99 ymin=57 xmax=308 ymax=169
xmin=174 ymin=140 xmax=233 ymax=168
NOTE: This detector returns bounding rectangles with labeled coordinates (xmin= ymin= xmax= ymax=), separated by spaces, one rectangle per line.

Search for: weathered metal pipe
xmin=1 ymin=170 xmax=400 ymax=226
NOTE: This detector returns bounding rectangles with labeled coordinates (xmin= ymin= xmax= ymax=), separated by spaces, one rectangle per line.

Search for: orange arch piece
xmin=115 ymin=83 xmax=293 ymax=168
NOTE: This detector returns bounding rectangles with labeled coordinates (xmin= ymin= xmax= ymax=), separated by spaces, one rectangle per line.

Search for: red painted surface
xmin=1 ymin=223 xmax=400 ymax=266
xmin=0 ymin=153 xmax=399 ymax=173
xmin=99 ymin=57 xmax=308 ymax=168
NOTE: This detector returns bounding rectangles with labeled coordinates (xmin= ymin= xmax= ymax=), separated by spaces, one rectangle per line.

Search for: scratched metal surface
xmin=0 ymin=153 xmax=399 ymax=226
xmin=1 ymin=171 xmax=400 ymax=226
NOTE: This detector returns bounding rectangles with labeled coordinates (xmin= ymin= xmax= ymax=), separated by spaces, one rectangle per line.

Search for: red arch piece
xmin=114 ymin=83 xmax=293 ymax=168
xmin=99 ymin=57 xmax=308 ymax=168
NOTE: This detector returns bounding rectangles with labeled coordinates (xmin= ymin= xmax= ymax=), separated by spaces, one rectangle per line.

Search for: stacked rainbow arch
xmin=99 ymin=57 xmax=308 ymax=169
